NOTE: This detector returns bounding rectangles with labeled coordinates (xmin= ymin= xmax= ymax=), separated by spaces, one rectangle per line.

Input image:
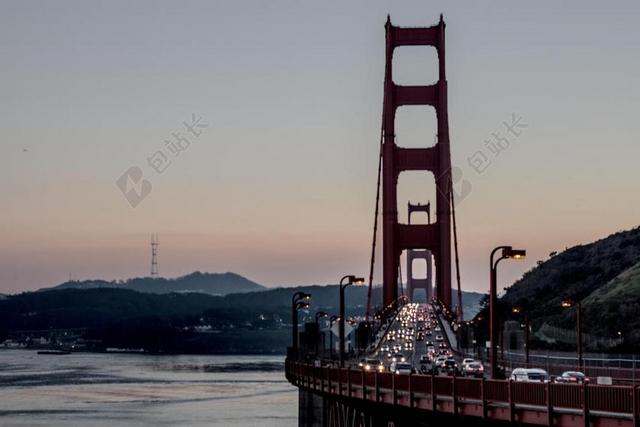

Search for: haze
xmin=1 ymin=1 xmax=639 ymax=294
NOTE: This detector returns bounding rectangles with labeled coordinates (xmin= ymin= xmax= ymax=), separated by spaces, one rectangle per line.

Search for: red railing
xmin=287 ymin=360 xmax=640 ymax=427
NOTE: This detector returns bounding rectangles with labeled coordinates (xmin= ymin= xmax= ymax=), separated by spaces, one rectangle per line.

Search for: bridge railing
xmin=287 ymin=359 xmax=640 ymax=426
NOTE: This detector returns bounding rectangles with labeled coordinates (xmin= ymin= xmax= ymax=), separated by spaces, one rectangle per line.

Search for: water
xmin=0 ymin=350 xmax=297 ymax=427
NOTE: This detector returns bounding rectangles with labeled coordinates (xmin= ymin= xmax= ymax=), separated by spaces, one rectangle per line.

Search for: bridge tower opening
xmin=406 ymin=202 xmax=434 ymax=303
xmin=382 ymin=15 xmax=453 ymax=310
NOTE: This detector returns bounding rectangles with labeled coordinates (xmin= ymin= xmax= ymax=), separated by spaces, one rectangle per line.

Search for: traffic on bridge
xmin=287 ymin=13 xmax=640 ymax=427
xmin=358 ymin=303 xmax=485 ymax=379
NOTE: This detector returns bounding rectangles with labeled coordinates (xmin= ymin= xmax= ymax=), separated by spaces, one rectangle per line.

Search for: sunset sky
xmin=1 ymin=1 xmax=639 ymax=295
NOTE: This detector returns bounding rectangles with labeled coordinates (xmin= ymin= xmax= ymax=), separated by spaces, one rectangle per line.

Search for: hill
xmin=581 ymin=261 xmax=640 ymax=344
xmin=42 ymin=271 xmax=264 ymax=296
xmin=501 ymin=226 xmax=640 ymax=319
xmin=0 ymin=283 xmax=484 ymax=354
xmin=486 ymin=226 xmax=640 ymax=349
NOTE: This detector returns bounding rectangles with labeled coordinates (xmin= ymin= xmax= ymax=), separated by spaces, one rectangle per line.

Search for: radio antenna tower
xmin=150 ymin=234 xmax=159 ymax=278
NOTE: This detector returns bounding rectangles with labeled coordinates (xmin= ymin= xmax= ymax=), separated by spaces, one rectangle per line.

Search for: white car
xmin=391 ymin=362 xmax=413 ymax=375
xmin=461 ymin=358 xmax=475 ymax=369
xmin=434 ymin=355 xmax=448 ymax=368
xmin=510 ymin=368 xmax=550 ymax=383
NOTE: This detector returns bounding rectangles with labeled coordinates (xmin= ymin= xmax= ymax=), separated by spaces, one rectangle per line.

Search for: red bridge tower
xmin=382 ymin=15 xmax=452 ymax=310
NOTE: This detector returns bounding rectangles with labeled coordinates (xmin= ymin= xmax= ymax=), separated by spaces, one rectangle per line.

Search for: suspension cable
xmin=365 ymin=123 xmax=384 ymax=322
xmin=450 ymin=173 xmax=463 ymax=321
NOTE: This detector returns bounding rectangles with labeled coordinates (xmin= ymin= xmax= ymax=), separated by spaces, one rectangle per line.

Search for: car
xmin=363 ymin=358 xmax=385 ymax=373
xmin=434 ymin=326 xmax=441 ymax=332
xmin=439 ymin=343 xmax=447 ymax=349
xmin=420 ymin=354 xmax=431 ymax=364
xmin=391 ymin=362 xmax=413 ymax=375
xmin=439 ymin=358 xmax=459 ymax=375
xmin=435 ymin=335 xmax=444 ymax=342
xmin=425 ymin=340 xmax=433 ymax=347
xmin=416 ymin=333 xmax=424 ymax=341
xmin=434 ymin=355 xmax=448 ymax=368
xmin=555 ymin=371 xmax=589 ymax=384
xmin=463 ymin=362 xmax=484 ymax=378
xmin=390 ymin=352 xmax=406 ymax=363
xmin=462 ymin=358 xmax=475 ymax=368
xmin=510 ymin=368 xmax=550 ymax=383
xmin=381 ymin=345 xmax=390 ymax=353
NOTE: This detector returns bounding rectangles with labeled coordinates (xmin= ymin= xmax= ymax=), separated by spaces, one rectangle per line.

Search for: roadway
xmin=357 ymin=302 xmax=470 ymax=376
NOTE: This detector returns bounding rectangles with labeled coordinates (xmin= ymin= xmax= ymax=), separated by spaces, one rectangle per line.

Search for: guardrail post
xmin=329 ymin=366 xmax=333 ymax=394
xmin=393 ymin=373 xmax=397 ymax=406
xmin=452 ymin=376 xmax=458 ymax=416
xmin=583 ymin=382 xmax=590 ymax=427
xmin=347 ymin=366 xmax=351 ymax=397
xmin=546 ymin=381 xmax=554 ymax=426
xmin=481 ymin=377 xmax=487 ymax=420
xmin=431 ymin=373 xmax=437 ymax=412
xmin=409 ymin=373 xmax=414 ymax=409
xmin=508 ymin=379 xmax=515 ymax=424
xmin=631 ymin=384 xmax=638 ymax=427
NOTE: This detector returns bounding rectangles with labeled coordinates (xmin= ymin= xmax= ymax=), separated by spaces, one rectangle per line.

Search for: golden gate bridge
xmin=286 ymin=15 xmax=640 ymax=427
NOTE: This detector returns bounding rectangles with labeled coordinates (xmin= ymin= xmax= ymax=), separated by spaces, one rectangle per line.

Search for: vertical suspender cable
xmin=365 ymin=124 xmax=384 ymax=322
xmin=450 ymin=175 xmax=463 ymax=321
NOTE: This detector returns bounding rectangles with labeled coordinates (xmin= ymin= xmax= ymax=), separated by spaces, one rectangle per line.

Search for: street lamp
xmin=329 ymin=315 xmax=340 ymax=359
xmin=490 ymin=246 xmax=526 ymax=379
xmin=512 ymin=306 xmax=530 ymax=366
xmin=315 ymin=311 xmax=328 ymax=325
xmin=561 ymin=299 xmax=583 ymax=370
xmin=291 ymin=292 xmax=311 ymax=358
xmin=339 ymin=275 xmax=365 ymax=367
xmin=313 ymin=311 xmax=328 ymax=355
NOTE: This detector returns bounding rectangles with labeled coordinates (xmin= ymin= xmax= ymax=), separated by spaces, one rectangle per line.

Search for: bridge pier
xmin=299 ymin=389 xmax=325 ymax=427
xmin=299 ymin=389 xmax=455 ymax=427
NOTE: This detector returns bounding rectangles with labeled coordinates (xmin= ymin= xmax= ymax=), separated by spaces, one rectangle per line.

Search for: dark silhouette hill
xmin=477 ymin=225 xmax=640 ymax=349
xmin=40 ymin=271 xmax=264 ymax=296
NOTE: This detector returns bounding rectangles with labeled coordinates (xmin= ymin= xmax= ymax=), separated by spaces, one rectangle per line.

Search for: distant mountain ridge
xmin=40 ymin=271 xmax=264 ymax=296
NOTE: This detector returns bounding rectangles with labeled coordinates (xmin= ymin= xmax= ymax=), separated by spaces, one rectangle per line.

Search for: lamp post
xmin=314 ymin=311 xmax=328 ymax=355
xmin=291 ymin=291 xmax=311 ymax=358
xmin=490 ymin=246 xmax=526 ymax=379
xmin=315 ymin=311 xmax=328 ymax=325
xmin=512 ymin=306 xmax=530 ymax=366
xmin=561 ymin=299 xmax=583 ymax=370
xmin=339 ymin=275 xmax=365 ymax=367
xmin=329 ymin=315 xmax=339 ymax=360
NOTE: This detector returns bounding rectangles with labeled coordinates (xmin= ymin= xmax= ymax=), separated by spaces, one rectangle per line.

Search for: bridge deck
xmin=286 ymin=360 xmax=640 ymax=427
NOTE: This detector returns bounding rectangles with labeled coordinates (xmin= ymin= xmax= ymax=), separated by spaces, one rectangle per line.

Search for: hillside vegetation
xmin=497 ymin=226 xmax=640 ymax=349
xmin=0 ymin=282 xmax=484 ymax=354
xmin=582 ymin=261 xmax=640 ymax=343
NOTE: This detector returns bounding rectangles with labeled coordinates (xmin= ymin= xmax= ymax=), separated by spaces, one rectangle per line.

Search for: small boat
xmin=37 ymin=350 xmax=71 ymax=355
